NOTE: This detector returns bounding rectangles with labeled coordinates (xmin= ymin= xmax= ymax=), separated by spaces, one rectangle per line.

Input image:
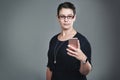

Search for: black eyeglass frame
xmin=58 ymin=15 xmax=75 ymax=20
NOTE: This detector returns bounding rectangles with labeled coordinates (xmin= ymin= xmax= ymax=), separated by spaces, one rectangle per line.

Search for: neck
xmin=61 ymin=28 xmax=76 ymax=37
xmin=58 ymin=27 xmax=77 ymax=41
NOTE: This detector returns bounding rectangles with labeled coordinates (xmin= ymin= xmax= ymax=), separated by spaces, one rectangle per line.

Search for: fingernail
xmin=68 ymin=45 xmax=70 ymax=47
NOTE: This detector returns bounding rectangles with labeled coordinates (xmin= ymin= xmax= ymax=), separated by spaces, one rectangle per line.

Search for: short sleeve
xmin=47 ymin=39 xmax=53 ymax=71
xmin=80 ymin=37 xmax=91 ymax=64
xmin=46 ymin=34 xmax=59 ymax=71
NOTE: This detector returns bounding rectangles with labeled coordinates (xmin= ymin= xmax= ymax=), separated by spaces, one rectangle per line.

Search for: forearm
xmin=46 ymin=68 xmax=52 ymax=80
xmin=79 ymin=60 xmax=92 ymax=75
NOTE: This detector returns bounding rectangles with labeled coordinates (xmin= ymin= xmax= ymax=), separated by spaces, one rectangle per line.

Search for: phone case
xmin=68 ymin=38 xmax=78 ymax=48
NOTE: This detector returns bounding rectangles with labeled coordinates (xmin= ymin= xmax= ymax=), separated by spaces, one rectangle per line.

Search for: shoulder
xmin=49 ymin=33 xmax=59 ymax=44
xmin=76 ymin=32 xmax=91 ymax=46
xmin=76 ymin=32 xmax=88 ymax=41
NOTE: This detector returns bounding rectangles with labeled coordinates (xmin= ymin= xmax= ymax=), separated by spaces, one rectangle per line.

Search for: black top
xmin=47 ymin=32 xmax=91 ymax=80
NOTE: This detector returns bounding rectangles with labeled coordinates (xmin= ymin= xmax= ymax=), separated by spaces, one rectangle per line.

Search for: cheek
xmin=71 ymin=22 xmax=74 ymax=25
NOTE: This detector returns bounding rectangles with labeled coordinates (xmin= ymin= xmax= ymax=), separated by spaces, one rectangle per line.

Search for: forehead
xmin=59 ymin=8 xmax=74 ymax=15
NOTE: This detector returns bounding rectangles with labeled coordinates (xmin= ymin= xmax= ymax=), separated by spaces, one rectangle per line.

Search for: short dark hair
xmin=57 ymin=2 xmax=76 ymax=16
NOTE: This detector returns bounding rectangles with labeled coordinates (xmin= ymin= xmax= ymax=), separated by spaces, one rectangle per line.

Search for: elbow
xmin=80 ymin=69 xmax=91 ymax=75
xmin=80 ymin=65 xmax=92 ymax=76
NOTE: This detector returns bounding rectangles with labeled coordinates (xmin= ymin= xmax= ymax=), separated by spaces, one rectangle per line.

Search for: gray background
xmin=0 ymin=0 xmax=120 ymax=80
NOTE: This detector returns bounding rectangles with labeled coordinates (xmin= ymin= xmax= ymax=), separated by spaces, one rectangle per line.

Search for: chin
xmin=62 ymin=27 xmax=70 ymax=30
xmin=62 ymin=25 xmax=71 ymax=30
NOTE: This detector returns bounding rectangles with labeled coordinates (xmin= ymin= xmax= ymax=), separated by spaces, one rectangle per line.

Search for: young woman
xmin=46 ymin=2 xmax=92 ymax=80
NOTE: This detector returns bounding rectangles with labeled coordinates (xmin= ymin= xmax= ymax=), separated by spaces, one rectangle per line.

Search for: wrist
xmin=81 ymin=57 xmax=88 ymax=64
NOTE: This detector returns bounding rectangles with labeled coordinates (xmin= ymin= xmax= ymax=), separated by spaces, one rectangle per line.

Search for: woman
xmin=46 ymin=2 xmax=92 ymax=80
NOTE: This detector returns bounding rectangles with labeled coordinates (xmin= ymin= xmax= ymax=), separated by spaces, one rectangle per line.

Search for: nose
xmin=64 ymin=17 xmax=69 ymax=22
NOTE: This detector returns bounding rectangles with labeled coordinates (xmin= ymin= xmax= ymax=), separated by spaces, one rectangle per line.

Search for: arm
xmin=66 ymin=40 xmax=92 ymax=75
xmin=79 ymin=54 xmax=92 ymax=75
xmin=46 ymin=67 xmax=52 ymax=80
xmin=67 ymin=47 xmax=92 ymax=75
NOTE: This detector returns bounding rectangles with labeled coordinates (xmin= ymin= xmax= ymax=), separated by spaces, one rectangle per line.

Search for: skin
xmin=46 ymin=8 xmax=92 ymax=80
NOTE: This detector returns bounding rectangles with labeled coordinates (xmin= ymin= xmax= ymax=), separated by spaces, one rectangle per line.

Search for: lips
xmin=63 ymin=23 xmax=70 ymax=25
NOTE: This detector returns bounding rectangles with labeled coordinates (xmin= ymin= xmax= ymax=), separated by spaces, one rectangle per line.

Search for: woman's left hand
xmin=66 ymin=40 xmax=87 ymax=61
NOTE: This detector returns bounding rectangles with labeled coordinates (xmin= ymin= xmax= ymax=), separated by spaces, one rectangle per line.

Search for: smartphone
xmin=68 ymin=38 xmax=78 ymax=48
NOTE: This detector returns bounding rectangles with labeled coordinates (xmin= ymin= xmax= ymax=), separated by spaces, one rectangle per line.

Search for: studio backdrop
xmin=0 ymin=0 xmax=119 ymax=80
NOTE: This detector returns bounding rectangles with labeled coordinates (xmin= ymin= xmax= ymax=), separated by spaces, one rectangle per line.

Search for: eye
xmin=60 ymin=16 xmax=65 ymax=18
xmin=58 ymin=15 xmax=74 ymax=20
xmin=67 ymin=16 xmax=74 ymax=19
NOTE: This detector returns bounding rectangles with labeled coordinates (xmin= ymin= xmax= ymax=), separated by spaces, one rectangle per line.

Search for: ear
xmin=73 ymin=15 xmax=76 ymax=21
xmin=56 ymin=15 xmax=60 ymax=21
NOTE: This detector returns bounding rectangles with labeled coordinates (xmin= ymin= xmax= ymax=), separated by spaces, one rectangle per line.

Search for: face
xmin=57 ymin=8 xmax=76 ymax=30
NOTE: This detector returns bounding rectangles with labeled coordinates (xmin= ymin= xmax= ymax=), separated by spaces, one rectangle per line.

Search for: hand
xmin=66 ymin=39 xmax=87 ymax=61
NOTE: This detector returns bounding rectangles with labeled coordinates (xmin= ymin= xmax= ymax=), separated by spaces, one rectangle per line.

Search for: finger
xmin=67 ymin=52 xmax=76 ymax=57
xmin=66 ymin=48 xmax=77 ymax=55
xmin=68 ymin=45 xmax=77 ymax=51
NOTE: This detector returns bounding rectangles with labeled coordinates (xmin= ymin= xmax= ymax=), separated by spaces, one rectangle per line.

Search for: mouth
xmin=63 ymin=23 xmax=70 ymax=26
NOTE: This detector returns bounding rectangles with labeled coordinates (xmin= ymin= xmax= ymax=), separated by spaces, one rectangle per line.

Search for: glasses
xmin=58 ymin=15 xmax=74 ymax=20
